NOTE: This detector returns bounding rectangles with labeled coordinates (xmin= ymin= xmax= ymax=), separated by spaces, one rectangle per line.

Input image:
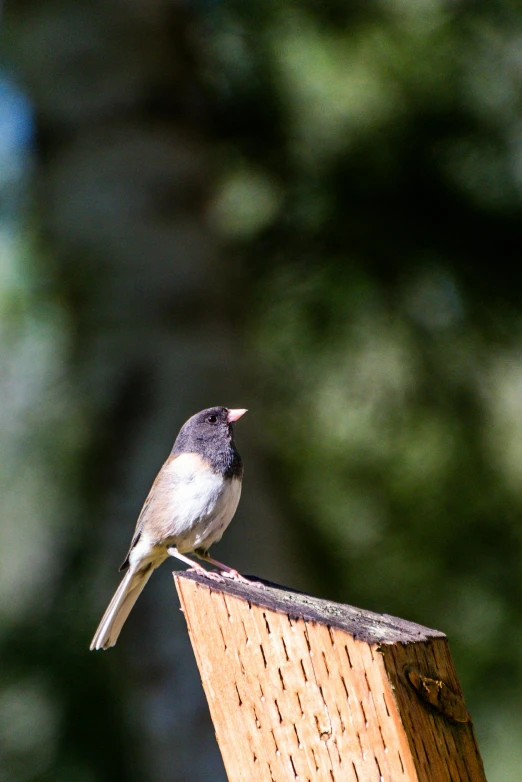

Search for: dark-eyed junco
xmin=90 ymin=406 xmax=248 ymax=650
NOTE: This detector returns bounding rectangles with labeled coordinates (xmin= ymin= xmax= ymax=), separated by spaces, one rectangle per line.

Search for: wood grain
xmin=174 ymin=571 xmax=486 ymax=782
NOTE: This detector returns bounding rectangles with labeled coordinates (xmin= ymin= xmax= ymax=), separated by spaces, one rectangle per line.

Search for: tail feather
xmin=90 ymin=566 xmax=154 ymax=650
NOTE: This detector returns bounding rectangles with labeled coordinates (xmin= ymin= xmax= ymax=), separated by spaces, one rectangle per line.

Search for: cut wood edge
xmin=174 ymin=571 xmax=487 ymax=782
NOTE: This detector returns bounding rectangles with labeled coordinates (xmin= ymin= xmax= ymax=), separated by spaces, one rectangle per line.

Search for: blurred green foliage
xmin=205 ymin=0 xmax=522 ymax=776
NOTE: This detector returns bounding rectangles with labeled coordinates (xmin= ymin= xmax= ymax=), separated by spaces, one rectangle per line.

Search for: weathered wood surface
xmin=175 ymin=571 xmax=486 ymax=782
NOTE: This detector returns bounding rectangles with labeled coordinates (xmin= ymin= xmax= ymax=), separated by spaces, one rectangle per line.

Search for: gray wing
xmin=119 ymin=454 xmax=178 ymax=571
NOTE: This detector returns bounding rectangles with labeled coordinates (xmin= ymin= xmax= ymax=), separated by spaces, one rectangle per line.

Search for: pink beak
xmin=227 ymin=408 xmax=248 ymax=423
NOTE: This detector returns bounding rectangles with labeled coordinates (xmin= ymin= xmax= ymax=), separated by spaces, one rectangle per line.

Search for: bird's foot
xmin=221 ymin=569 xmax=249 ymax=583
xmin=168 ymin=547 xmax=225 ymax=581
xmin=191 ymin=549 xmax=265 ymax=587
xmin=198 ymin=568 xmax=226 ymax=583
xmin=221 ymin=570 xmax=264 ymax=587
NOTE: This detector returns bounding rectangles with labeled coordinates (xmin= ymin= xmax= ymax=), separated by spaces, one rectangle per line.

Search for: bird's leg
xmin=167 ymin=547 xmax=224 ymax=582
xmin=194 ymin=549 xmax=255 ymax=585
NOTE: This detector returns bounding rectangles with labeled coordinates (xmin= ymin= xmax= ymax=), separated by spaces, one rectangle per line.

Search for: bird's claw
xmin=221 ymin=570 xmax=265 ymax=587
xmin=201 ymin=569 xmax=226 ymax=583
xmin=221 ymin=569 xmax=247 ymax=582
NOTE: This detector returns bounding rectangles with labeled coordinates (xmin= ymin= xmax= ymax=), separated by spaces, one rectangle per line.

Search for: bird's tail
xmin=90 ymin=565 xmax=154 ymax=650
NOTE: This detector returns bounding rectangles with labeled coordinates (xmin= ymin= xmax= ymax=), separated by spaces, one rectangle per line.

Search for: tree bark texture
xmin=176 ymin=571 xmax=486 ymax=782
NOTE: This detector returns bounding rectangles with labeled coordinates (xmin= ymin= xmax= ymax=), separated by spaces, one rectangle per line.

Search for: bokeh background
xmin=1 ymin=1 xmax=522 ymax=779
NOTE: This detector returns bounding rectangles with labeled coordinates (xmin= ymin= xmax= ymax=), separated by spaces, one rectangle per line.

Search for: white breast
xmin=160 ymin=454 xmax=242 ymax=553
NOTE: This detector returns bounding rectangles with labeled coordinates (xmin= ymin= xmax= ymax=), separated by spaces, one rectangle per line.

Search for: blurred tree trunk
xmin=5 ymin=2 xmax=306 ymax=780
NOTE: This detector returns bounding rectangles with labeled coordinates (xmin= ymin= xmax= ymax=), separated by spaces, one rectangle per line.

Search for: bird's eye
xmin=207 ymin=414 xmax=218 ymax=424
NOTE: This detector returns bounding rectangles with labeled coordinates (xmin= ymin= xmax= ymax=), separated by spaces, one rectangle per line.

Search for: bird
xmin=90 ymin=406 xmax=248 ymax=650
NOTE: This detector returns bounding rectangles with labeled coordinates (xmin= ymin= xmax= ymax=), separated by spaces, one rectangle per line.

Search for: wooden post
xmin=174 ymin=571 xmax=486 ymax=782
